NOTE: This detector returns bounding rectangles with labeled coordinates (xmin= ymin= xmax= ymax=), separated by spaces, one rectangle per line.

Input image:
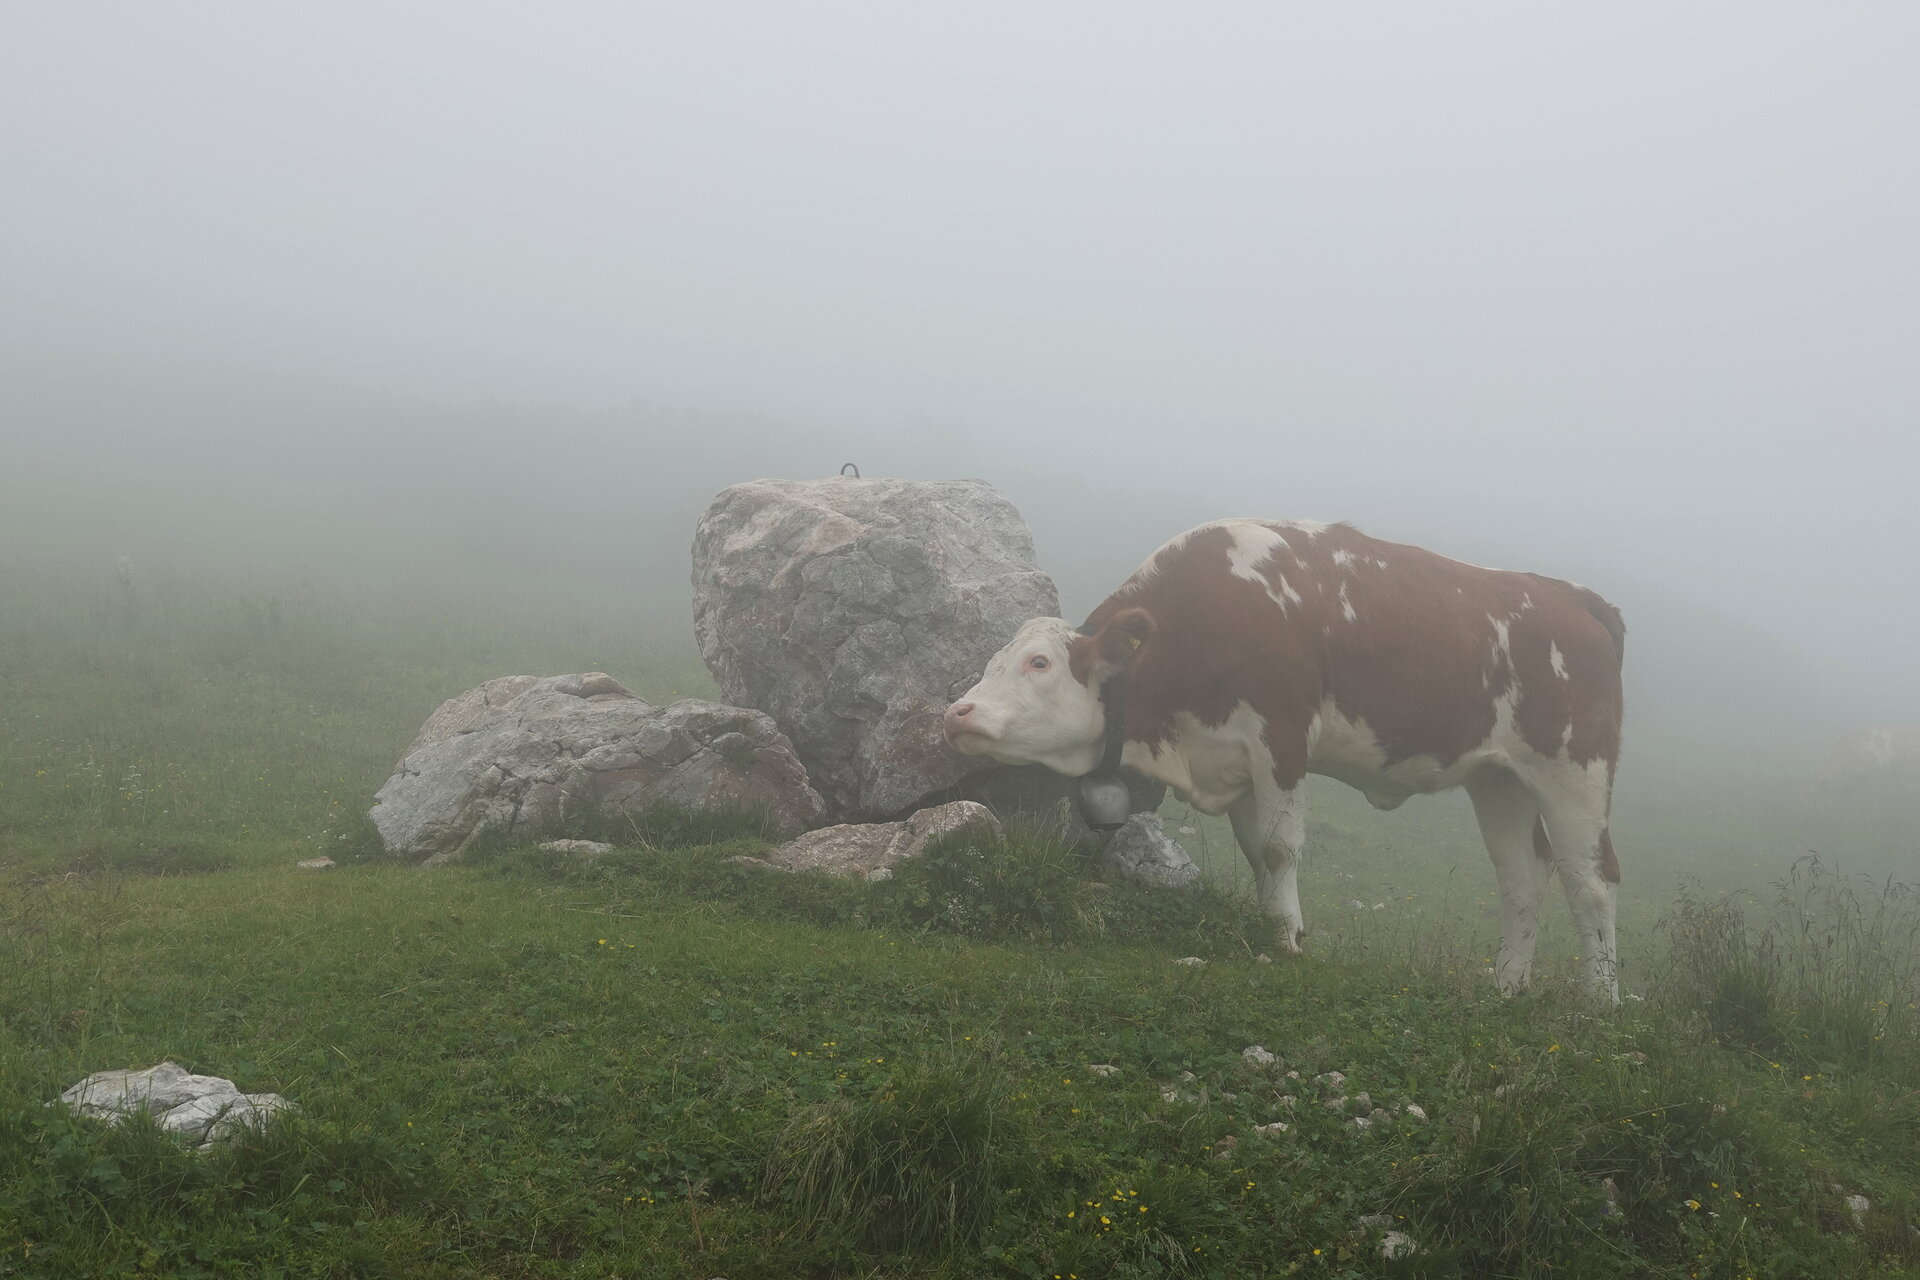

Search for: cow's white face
xmin=943 ymin=617 xmax=1107 ymax=776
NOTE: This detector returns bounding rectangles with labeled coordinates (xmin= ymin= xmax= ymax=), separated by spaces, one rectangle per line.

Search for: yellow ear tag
xmin=1126 ymin=635 xmax=1142 ymax=652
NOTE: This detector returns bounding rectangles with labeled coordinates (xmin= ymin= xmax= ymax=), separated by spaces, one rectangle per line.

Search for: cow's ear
xmin=1081 ymin=608 xmax=1153 ymax=681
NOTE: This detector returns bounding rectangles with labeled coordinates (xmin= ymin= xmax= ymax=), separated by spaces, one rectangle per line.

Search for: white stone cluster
xmin=53 ymin=1062 xmax=296 ymax=1150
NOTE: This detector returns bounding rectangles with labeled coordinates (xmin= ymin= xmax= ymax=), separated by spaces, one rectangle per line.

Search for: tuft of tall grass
xmin=760 ymin=1054 xmax=1026 ymax=1254
xmin=872 ymin=822 xmax=1107 ymax=943
xmin=1654 ymin=856 xmax=1920 ymax=1077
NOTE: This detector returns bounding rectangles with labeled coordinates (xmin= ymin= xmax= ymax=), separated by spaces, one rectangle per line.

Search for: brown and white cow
xmin=944 ymin=518 xmax=1626 ymax=1001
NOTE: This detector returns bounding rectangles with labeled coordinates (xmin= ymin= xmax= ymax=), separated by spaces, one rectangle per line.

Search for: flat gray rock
xmin=53 ymin=1062 xmax=296 ymax=1149
xmin=537 ymin=839 xmax=616 ymax=856
xmin=692 ymin=478 xmax=1060 ymax=821
xmin=767 ymin=800 xmax=1001 ymax=876
xmin=370 ymin=673 xmax=826 ymax=862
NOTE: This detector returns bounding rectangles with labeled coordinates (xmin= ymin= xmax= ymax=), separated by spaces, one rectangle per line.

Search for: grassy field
xmin=3 ymin=570 xmax=1919 ymax=1278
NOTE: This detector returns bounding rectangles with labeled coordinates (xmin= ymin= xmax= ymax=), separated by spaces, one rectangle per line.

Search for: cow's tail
xmin=1577 ymin=587 xmax=1626 ymax=665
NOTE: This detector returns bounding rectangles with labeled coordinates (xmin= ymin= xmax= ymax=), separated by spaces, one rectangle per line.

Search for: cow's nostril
xmin=949 ymin=702 xmax=975 ymax=719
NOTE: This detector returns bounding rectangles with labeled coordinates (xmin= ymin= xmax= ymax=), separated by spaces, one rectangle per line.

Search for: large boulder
xmin=692 ymin=477 xmax=1061 ymax=821
xmin=370 ymin=672 xmax=825 ymax=863
xmin=1812 ymin=725 xmax=1920 ymax=817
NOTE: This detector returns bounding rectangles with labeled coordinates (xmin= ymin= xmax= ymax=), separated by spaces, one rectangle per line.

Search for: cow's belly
xmin=1121 ymin=705 xmax=1264 ymax=815
xmin=1308 ymin=701 xmax=1496 ymax=805
xmin=1123 ymin=699 xmax=1510 ymax=814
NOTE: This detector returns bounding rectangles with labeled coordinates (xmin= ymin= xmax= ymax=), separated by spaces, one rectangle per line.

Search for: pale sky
xmin=5 ymin=3 xmax=1916 ymax=727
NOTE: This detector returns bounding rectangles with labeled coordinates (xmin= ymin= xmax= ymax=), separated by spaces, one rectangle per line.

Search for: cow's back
xmin=1092 ymin=519 xmax=1624 ymax=776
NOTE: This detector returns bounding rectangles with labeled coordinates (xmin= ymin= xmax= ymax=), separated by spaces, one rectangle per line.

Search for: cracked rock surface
xmin=766 ymin=800 xmax=1001 ymax=876
xmin=1094 ymin=813 xmax=1201 ymax=889
xmin=370 ymin=672 xmax=825 ymax=862
xmin=692 ymin=477 xmax=1061 ymax=822
xmin=53 ymin=1062 xmax=296 ymax=1149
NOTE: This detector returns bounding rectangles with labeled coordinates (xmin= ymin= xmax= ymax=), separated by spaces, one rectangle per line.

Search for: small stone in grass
xmin=538 ymin=840 xmax=614 ymax=856
xmin=1380 ymin=1230 xmax=1418 ymax=1260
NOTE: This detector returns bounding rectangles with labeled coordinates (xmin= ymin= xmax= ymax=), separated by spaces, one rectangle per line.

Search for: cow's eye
xmin=1028 ymin=655 xmax=1050 ymax=672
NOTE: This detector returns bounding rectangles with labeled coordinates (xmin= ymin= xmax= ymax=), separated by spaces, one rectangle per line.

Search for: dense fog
xmin=5 ymin=5 xmax=1916 ymax=789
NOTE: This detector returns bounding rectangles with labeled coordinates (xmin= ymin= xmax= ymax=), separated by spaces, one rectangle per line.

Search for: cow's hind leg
xmin=1530 ymin=766 xmax=1622 ymax=1005
xmin=1229 ymin=787 xmax=1307 ymax=954
xmin=1466 ymin=766 xmax=1555 ymax=995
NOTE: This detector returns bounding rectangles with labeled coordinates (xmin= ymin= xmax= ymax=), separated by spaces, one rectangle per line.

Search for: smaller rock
xmin=1088 ymin=1064 xmax=1120 ymax=1078
xmin=1401 ymin=1102 xmax=1428 ymax=1122
xmin=1370 ymin=902 xmax=1385 ymax=911
xmin=538 ymin=840 xmax=615 ymax=856
xmin=1846 ymin=1194 xmax=1870 ymax=1228
xmin=865 ymin=866 xmax=894 ymax=883
xmin=1097 ymin=813 xmax=1202 ymax=889
xmin=1368 ymin=1107 xmax=1391 ymax=1123
xmin=296 ymin=857 xmax=336 ymax=870
xmin=1349 ymin=1091 xmax=1373 ymax=1113
xmin=1348 ymin=899 xmax=1367 ymax=911
xmin=1173 ymin=956 xmax=1207 ymax=968
xmin=1160 ymin=1070 xmax=1204 ymax=1104
xmin=1324 ymin=1096 xmax=1349 ymax=1112
xmin=1242 ymin=1046 xmax=1278 ymax=1067
xmin=1599 ymin=1177 xmax=1621 ymax=1217
xmin=1316 ymin=1071 xmax=1345 ymax=1088
xmin=1210 ymin=1135 xmax=1238 ymax=1162
xmin=1255 ymin=953 xmax=1272 ymax=964
xmin=1178 ymin=825 xmax=1197 ymax=835
xmin=1353 ymin=1115 xmax=1374 ymax=1131
xmin=1253 ymin=1120 xmax=1290 ymax=1136
xmin=1380 ymin=1230 xmax=1418 ymax=1260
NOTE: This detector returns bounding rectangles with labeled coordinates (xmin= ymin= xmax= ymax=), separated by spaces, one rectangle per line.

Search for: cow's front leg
xmin=1229 ymin=787 xmax=1307 ymax=953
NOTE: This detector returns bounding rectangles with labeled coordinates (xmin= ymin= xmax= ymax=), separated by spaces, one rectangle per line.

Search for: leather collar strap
xmin=1073 ymin=622 xmax=1133 ymax=830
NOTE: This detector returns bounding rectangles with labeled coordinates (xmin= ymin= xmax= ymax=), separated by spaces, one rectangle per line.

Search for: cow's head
xmin=943 ymin=609 xmax=1154 ymax=776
